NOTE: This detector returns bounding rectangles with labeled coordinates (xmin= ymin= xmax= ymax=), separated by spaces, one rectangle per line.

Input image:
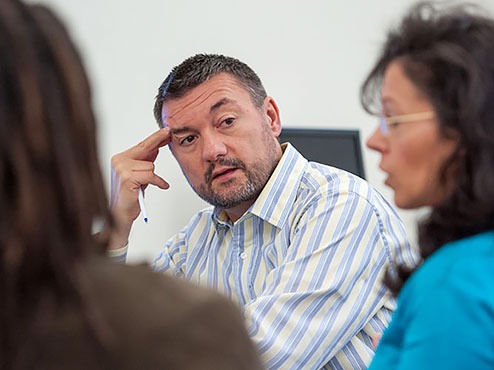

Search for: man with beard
xmin=109 ymin=54 xmax=417 ymax=369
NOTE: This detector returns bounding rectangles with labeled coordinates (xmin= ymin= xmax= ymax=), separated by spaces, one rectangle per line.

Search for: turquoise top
xmin=369 ymin=231 xmax=494 ymax=370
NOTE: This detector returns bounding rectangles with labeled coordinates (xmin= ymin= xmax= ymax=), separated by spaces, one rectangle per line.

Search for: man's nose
xmin=202 ymin=133 xmax=227 ymax=162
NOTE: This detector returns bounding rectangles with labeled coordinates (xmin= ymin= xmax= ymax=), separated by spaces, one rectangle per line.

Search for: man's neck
xmin=223 ymin=199 xmax=256 ymax=223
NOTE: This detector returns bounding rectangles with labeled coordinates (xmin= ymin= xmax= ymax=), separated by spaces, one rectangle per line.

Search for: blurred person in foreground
xmin=0 ymin=0 xmax=263 ymax=369
xmin=362 ymin=2 xmax=494 ymax=369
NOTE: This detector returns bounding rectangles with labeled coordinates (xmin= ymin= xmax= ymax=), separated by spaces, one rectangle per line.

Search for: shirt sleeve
xmin=107 ymin=244 xmax=128 ymax=262
xmin=152 ymin=228 xmax=188 ymax=277
xmin=244 ymin=187 xmax=406 ymax=369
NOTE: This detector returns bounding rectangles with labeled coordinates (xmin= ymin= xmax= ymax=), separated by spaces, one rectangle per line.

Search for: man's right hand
xmin=108 ymin=128 xmax=171 ymax=250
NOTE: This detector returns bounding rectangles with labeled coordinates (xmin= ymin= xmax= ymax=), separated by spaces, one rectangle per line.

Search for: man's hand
xmin=109 ymin=128 xmax=171 ymax=250
xmin=372 ymin=333 xmax=382 ymax=348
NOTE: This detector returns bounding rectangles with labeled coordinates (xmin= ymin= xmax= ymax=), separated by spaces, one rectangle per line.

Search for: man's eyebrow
xmin=210 ymin=97 xmax=238 ymax=113
xmin=169 ymin=126 xmax=198 ymax=136
xmin=166 ymin=98 xmax=239 ymax=135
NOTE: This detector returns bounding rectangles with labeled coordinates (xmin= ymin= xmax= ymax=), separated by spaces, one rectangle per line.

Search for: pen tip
xmin=144 ymin=218 xmax=148 ymax=223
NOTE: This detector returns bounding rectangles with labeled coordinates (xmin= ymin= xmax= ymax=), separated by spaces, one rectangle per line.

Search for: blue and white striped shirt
xmin=153 ymin=143 xmax=417 ymax=369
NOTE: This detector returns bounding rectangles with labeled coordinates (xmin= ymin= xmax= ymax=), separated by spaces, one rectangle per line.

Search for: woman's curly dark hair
xmin=361 ymin=1 xmax=494 ymax=294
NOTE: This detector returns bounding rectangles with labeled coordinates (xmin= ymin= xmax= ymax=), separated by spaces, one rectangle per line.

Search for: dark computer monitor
xmin=279 ymin=128 xmax=366 ymax=179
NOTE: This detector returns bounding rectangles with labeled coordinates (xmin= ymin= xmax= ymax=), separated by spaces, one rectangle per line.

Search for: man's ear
xmin=263 ymin=96 xmax=282 ymax=138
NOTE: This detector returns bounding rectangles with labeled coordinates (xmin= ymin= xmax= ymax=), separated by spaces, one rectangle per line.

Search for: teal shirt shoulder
xmin=369 ymin=231 xmax=494 ymax=370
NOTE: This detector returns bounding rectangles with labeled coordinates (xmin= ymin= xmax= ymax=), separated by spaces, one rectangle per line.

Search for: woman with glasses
xmin=361 ymin=2 xmax=494 ymax=369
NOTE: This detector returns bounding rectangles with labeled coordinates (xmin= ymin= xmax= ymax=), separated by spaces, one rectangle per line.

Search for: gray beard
xmin=194 ymin=156 xmax=274 ymax=209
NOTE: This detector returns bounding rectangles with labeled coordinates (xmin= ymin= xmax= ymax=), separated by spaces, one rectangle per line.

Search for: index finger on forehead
xmin=134 ymin=128 xmax=170 ymax=154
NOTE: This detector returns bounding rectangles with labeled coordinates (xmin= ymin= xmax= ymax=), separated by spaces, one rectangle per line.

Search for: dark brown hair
xmin=153 ymin=53 xmax=267 ymax=127
xmin=361 ymin=1 xmax=494 ymax=294
xmin=0 ymin=0 xmax=113 ymax=365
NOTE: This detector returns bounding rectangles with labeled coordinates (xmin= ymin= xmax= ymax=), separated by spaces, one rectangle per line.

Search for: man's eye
xmin=221 ymin=117 xmax=235 ymax=127
xmin=179 ymin=135 xmax=197 ymax=146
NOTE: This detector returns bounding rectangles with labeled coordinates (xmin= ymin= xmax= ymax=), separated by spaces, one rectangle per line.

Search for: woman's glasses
xmin=379 ymin=111 xmax=435 ymax=135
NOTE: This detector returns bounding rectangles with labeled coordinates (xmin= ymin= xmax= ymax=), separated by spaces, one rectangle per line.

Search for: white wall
xmin=35 ymin=0 xmax=493 ymax=262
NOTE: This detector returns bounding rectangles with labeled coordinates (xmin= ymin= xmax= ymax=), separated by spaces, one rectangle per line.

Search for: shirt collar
xmin=250 ymin=143 xmax=307 ymax=228
xmin=211 ymin=143 xmax=308 ymax=228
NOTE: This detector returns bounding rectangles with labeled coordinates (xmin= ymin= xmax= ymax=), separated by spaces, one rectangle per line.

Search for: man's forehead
xmin=162 ymin=97 xmax=240 ymax=129
xmin=161 ymin=77 xmax=248 ymax=126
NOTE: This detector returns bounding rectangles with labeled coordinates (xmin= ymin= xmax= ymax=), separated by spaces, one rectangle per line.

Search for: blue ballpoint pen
xmin=137 ymin=187 xmax=149 ymax=223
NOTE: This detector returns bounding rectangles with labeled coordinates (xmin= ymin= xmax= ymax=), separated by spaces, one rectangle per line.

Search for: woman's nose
xmin=366 ymin=126 xmax=387 ymax=154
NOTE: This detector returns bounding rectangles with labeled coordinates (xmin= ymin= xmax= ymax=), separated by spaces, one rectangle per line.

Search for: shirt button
xmin=240 ymin=252 xmax=246 ymax=259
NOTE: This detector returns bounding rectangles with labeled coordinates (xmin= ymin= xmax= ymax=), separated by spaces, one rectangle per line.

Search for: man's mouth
xmin=211 ymin=167 xmax=238 ymax=182
xmin=205 ymin=158 xmax=246 ymax=184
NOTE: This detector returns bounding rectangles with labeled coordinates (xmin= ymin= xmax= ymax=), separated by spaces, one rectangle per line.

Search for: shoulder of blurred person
xmin=15 ymin=256 xmax=263 ymax=370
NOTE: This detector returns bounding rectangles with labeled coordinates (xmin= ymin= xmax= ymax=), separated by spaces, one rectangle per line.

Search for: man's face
xmin=162 ymin=73 xmax=282 ymax=218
